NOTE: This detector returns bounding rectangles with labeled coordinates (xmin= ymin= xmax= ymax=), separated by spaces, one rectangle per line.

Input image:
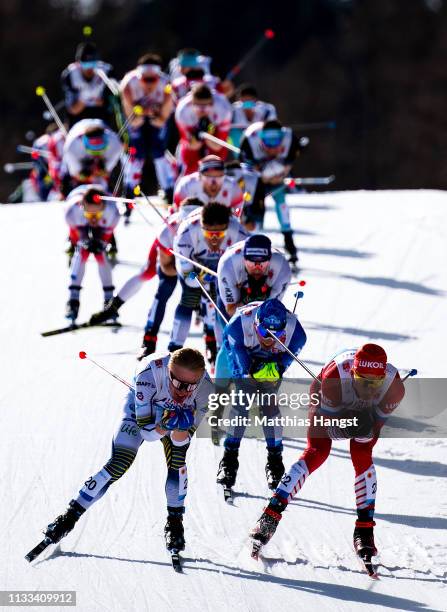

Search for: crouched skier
xmin=216 ymin=299 xmax=306 ymax=492
xmin=250 ymin=344 xmax=406 ymax=571
xmin=33 ymin=348 xmax=213 ymax=556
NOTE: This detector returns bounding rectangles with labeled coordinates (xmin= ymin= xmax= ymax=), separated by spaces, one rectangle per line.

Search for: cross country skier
xmin=210 ymin=235 xmax=292 ymax=444
xmin=61 ymin=118 xmax=123 ymax=196
xmin=250 ymin=343 xmax=405 ymax=574
xmin=230 ymin=84 xmax=277 ymax=149
xmin=27 ymin=349 xmax=213 ymax=566
xmin=89 ymin=197 xmax=204 ymax=358
xmin=216 ymin=299 xmax=306 ymax=496
xmin=175 ymin=84 xmax=232 ymax=176
xmin=168 ymin=202 xmax=248 ymax=366
xmin=65 ymin=185 xmax=120 ymax=322
xmin=61 ymin=41 xmax=113 ymax=126
xmin=120 ymin=53 xmax=175 ymax=213
xmin=239 ymin=119 xmax=309 ymax=265
xmin=173 ymin=155 xmax=244 ymax=217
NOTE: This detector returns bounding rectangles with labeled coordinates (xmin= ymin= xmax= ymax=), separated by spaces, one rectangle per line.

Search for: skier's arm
xmin=269 ymin=257 xmax=292 ymax=300
xmin=174 ymin=227 xmax=197 ymax=288
xmin=278 ymin=320 xmax=307 ymax=372
xmin=226 ymin=317 xmax=252 ymax=377
xmin=217 ymin=255 xmax=240 ymax=310
xmin=374 ymin=373 xmax=406 ymax=428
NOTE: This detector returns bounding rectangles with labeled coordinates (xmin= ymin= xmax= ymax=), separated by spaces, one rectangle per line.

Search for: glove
xmin=344 ymin=409 xmax=375 ymax=438
xmin=85 ymin=238 xmax=106 ymax=254
xmin=250 ymin=361 xmax=282 ymax=381
xmin=261 ymin=160 xmax=286 ymax=181
xmin=160 ymin=406 xmax=195 ymax=431
xmin=89 ymin=296 xmax=124 ymax=325
xmin=327 ymin=409 xmax=375 ymax=440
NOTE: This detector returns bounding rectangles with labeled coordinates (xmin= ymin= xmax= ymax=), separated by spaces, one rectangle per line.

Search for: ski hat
xmin=199 ymin=155 xmax=224 ymax=174
xmin=353 ymin=344 xmax=387 ymax=378
xmin=255 ymin=298 xmax=287 ymax=332
xmin=76 ymin=42 xmax=98 ymax=63
xmin=243 ymin=234 xmax=272 ymax=262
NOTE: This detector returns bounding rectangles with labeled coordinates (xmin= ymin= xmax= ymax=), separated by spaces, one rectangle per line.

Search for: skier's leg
xmin=95 ymin=253 xmax=114 ymax=303
xmin=161 ymin=436 xmax=190 ymax=510
xmin=350 ymin=436 xmax=379 ymax=555
xmin=75 ymin=395 xmax=143 ymax=510
xmin=251 ymin=429 xmax=332 ymax=546
xmin=260 ymin=387 xmax=285 ymax=489
xmin=44 ymin=393 xmax=143 ymax=543
xmin=144 ymin=266 xmax=178 ymax=336
xmin=271 ymin=185 xmax=297 ymax=262
xmin=168 ymin=281 xmax=201 ymax=351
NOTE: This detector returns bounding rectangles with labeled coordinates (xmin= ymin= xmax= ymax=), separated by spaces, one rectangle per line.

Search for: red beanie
xmin=353 ymin=344 xmax=387 ymax=377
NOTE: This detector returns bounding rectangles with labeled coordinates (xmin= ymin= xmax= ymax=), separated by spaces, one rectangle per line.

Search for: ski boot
xmin=90 ymin=296 xmax=123 ymax=326
xmin=250 ymin=497 xmax=287 ymax=558
xmin=44 ymin=500 xmax=85 ymax=544
xmin=65 ymin=298 xmax=79 ymax=323
xmin=137 ymin=333 xmax=157 ymax=361
xmin=353 ymin=521 xmax=377 ymax=558
xmin=265 ymin=447 xmax=285 ymax=490
xmin=216 ymin=448 xmax=239 ymax=488
xmin=164 ymin=507 xmax=185 ymax=552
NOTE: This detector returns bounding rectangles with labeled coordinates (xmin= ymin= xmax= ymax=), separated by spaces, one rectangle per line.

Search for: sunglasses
xmin=142 ymin=75 xmax=159 ymax=83
xmin=169 ymin=369 xmax=200 ymax=392
xmin=84 ymin=210 xmax=103 ymax=221
xmin=201 ymin=173 xmax=224 ymax=181
xmin=80 ymin=61 xmax=97 ymax=70
xmin=353 ymin=372 xmax=385 ymax=389
xmin=256 ymin=324 xmax=285 ymax=340
xmin=245 ymin=259 xmax=269 ymax=269
xmin=202 ymin=229 xmax=227 ymax=239
xmin=193 ymin=103 xmax=212 ymax=111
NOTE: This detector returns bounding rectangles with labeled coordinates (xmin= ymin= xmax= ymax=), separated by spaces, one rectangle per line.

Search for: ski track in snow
xmin=1 ymin=190 xmax=446 ymax=611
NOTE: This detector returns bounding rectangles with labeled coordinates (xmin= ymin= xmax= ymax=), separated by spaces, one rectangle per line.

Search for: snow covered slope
xmin=0 ymin=190 xmax=446 ymax=611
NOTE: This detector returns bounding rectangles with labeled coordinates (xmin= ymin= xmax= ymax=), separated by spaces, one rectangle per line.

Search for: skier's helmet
xmin=254 ymin=298 xmax=287 ymax=339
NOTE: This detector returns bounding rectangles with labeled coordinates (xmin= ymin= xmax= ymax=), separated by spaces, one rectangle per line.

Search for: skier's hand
xmin=86 ymin=238 xmax=107 ymax=254
xmin=344 ymin=409 xmax=375 ymax=438
xmin=250 ymin=361 xmax=281 ymax=381
xmin=160 ymin=406 xmax=195 ymax=431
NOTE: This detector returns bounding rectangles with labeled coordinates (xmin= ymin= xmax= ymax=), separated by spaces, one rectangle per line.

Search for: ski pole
xmin=198 ymin=132 xmax=240 ymax=154
xmin=134 ymin=185 xmax=171 ymax=226
xmin=112 ymin=146 xmax=136 ymax=196
xmin=118 ymin=105 xmax=144 ymax=138
xmin=95 ymin=68 xmax=119 ymax=96
xmin=78 ymin=351 xmax=133 ymax=390
xmin=225 ymin=29 xmax=275 ymax=81
xmin=35 ymin=87 xmax=67 ymax=136
xmin=284 ymin=176 xmax=335 ymax=187
xmin=401 ymin=368 xmax=417 ymax=382
xmin=17 ymin=145 xmax=50 ymax=158
xmin=190 ymin=272 xmax=229 ymax=325
xmin=265 ymin=330 xmax=320 ymax=383
xmin=4 ymin=162 xmax=34 ymax=173
xmin=169 ymin=250 xmax=218 ymax=277
xmin=292 ymin=290 xmax=304 ymax=314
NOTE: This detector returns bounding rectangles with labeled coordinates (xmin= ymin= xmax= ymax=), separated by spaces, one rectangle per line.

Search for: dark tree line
xmin=1 ymin=0 xmax=446 ymax=199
